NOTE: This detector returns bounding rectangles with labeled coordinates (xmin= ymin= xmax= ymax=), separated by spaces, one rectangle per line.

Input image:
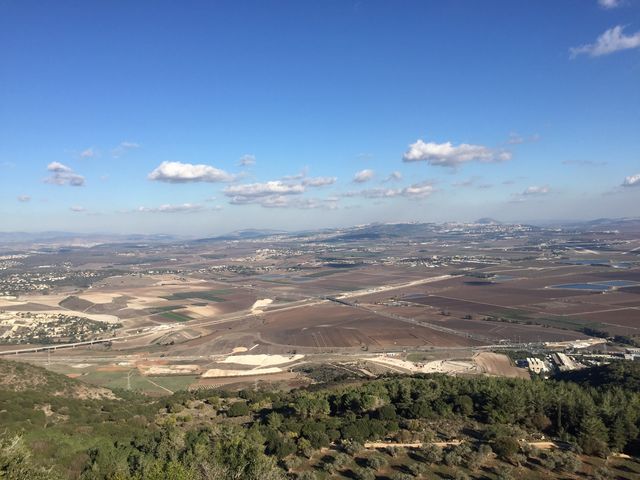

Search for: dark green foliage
xmin=2 ymin=358 xmax=640 ymax=478
xmin=226 ymin=401 xmax=250 ymax=417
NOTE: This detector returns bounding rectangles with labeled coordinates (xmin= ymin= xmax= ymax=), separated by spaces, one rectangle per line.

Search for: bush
xmin=227 ymin=401 xmax=250 ymax=417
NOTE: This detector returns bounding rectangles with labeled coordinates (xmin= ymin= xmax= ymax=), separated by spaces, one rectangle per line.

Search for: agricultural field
xmin=1 ymin=220 xmax=639 ymax=393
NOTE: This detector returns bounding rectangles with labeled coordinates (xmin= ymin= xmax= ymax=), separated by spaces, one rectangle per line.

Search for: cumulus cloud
xmin=44 ymin=162 xmax=85 ymax=186
xmin=80 ymin=147 xmax=96 ymax=159
xmin=136 ymin=203 xmax=206 ymax=213
xmin=383 ymin=171 xmax=403 ymax=182
xmin=225 ymin=181 xmax=305 ymax=198
xmin=239 ymin=154 xmax=256 ymax=166
xmin=17 ymin=195 xmax=31 ymax=202
xmin=302 ymin=176 xmax=337 ymax=187
xmin=403 ymin=139 xmax=511 ymax=168
xmin=570 ymin=25 xmax=640 ymax=58
xmin=223 ymin=174 xmax=337 ymax=208
xmin=599 ymin=0 xmax=622 ymax=8
xmin=345 ymin=181 xmax=435 ymax=200
xmin=622 ymin=174 xmax=640 ymax=187
xmin=353 ymin=169 xmax=374 ymax=183
xmin=148 ymin=161 xmax=235 ymax=183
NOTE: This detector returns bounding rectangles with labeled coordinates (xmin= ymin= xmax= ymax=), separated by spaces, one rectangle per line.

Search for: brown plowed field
xmin=258 ymin=303 xmax=478 ymax=348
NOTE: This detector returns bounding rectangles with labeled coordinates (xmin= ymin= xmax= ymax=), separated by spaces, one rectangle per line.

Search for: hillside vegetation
xmin=0 ymin=359 xmax=639 ymax=479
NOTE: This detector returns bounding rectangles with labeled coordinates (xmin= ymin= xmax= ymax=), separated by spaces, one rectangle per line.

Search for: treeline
xmin=1 ymin=361 xmax=640 ymax=479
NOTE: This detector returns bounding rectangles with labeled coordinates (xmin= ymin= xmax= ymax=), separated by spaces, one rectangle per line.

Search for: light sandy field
xmin=251 ymin=298 xmax=273 ymax=313
xmin=184 ymin=305 xmax=220 ymax=318
xmin=221 ymin=354 xmax=304 ymax=367
xmin=0 ymin=298 xmax=24 ymax=307
xmin=143 ymin=365 xmax=200 ymax=375
xmin=126 ymin=296 xmax=169 ymax=309
xmin=14 ymin=294 xmax=66 ymax=307
xmin=78 ymin=293 xmax=122 ymax=304
xmin=6 ymin=309 xmax=120 ymax=324
xmin=202 ymin=367 xmax=283 ymax=378
xmin=153 ymin=276 xmax=207 ymax=286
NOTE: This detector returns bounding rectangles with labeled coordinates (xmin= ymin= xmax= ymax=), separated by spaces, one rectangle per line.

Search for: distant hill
xmin=475 ymin=217 xmax=502 ymax=225
xmin=194 ymin=228 xmax=289 ymax=243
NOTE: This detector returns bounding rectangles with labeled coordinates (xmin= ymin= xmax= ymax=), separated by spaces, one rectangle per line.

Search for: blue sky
xmin=1 ymin=0 xmax=639 ymax=235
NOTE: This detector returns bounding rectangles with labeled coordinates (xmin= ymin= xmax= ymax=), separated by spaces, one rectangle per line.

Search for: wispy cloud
xmin=353 ymin=169 xmax=374 ymax=183
xmin=345 ymin=181 xmax=435 ymax=200
xmin=238 ymin=154 xmax=256 ymax=166
xmin=44 ymin=162 xmax=85 ymax=186
xmin=112 ymin=141 xmax=140 ymax=158
xmin=70 ymin=206 xmax=86 ymax=212
xmin=403 ymin=139 xmax=511 ymax=168
xmin=510 ymin=185 xmax=551 ymax=202
xmin=302 ymin=176 xmax=337 ymax=187
xmin=17 ymin=195 xmax=31 ymax=202
xmin=598 ymin=0 xmax=622 ymax=9
xmin=570 ymin=25 xmax=640 ymax=58
xmin=383 ymin=171 xmax=403 ymax=182
xmin=506 ymin=132 xmax=540 ymax=145
xmin=563 ymin=159 xmax=607 ymax=167
xmin=523 ymin=185 xmax=550 ymax=195
xmin=622 ymin=173 xmax=640 ymax=187
xmin=79 ymin=147 xmax=96 ymax=159
xmin=251 ymin=196 xmax=339 ymax=209
xmin=135 ymin=203 xmax=208 ymax=213
xmin=148 ymin=161 xmax=236 ymax=183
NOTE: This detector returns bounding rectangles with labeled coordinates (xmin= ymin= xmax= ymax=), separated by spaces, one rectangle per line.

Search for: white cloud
xmin=148 ymin=161 xmax=235 ymax=183
xmin=403 ymin=139 xmax=511 ymax=167
xmin=345 ymin=181 xmax=435 ymax=200
xmin=523 ymin=185 xmax=550 ymax=195
xmin=353 ymin=169 xmax=374 ymax=183
xmin=225 ymin=181 xmax=305 ymax=199
xmin=302 ymin=176 xmax=337 ymax=187
xmin=136 ymin=203 xmax=206 ymax=213
xmin=258 ymin=196 xmax=338 ymax=209
xmin=70 ymin=206 xmax=86 ymax=212
xmin=239 ymin=154 xmax=256 ymax=166
xmin=80 ymin=147 xmax=96 ymax=159
xmin=570 ymin=25 xmax=640 ymax=58
xmin=44 ymin=162 xmax=85 ymax=186
xmin=599 ymin=0 xmax=622 ymax=9
xmin=622 ymin=173 xmax=640 ymax=187
xmin=509 ymin=185 xmax=551 ymax=203
xmin=223 ymin=173 xmax=338 ymax=208
xmin=383 ymin=171 xmax=403 ymax=182
xmin=17 ymin=195 xmax=31 ymax=202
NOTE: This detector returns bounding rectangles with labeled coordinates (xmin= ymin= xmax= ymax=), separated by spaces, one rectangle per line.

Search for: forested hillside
xmin=1 ymin=359 xmax=640 ymax=479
